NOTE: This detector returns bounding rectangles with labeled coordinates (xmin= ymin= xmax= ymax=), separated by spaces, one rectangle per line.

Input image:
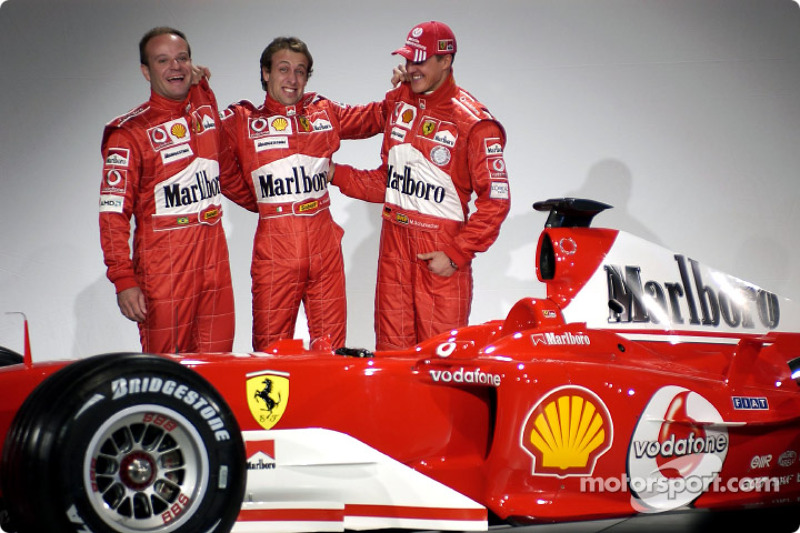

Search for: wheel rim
xmin=82 ymin=405 xmax=210 ymax=532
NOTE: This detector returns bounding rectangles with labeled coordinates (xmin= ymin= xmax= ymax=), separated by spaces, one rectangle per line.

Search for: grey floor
xmin=413 ymin=508 xmax=800 ymax=533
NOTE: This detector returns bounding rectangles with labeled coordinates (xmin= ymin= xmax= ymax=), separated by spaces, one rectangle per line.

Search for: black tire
xmin=0 ymin=353 xmax=246 ymax=533
xmin=0 ymin=347 xmax=23 ymax=367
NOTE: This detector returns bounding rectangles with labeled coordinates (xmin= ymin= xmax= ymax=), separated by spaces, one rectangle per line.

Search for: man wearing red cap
xmin=332 ymin=21 xmax=511 ymax=350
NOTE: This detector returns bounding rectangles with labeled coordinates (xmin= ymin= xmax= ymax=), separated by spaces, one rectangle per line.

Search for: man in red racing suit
xmin=99 ymin=27 xmax=250 ymax=353
xmin=332 ymin=21 xmax=511 ymax=350
xmin=220 ymin=37 xmax=385 ymax=351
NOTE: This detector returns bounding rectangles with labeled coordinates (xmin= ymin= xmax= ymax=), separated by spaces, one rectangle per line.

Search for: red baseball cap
xmin=392 ymin=21 xmax=457 ymax=63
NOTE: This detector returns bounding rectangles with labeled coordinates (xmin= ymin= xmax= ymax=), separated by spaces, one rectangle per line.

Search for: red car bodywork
xmin=2 ymin=199 xmax=800 ymax=532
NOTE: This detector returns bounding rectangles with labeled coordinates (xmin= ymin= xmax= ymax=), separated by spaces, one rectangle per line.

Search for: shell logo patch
xmin=271 ymin=117 xmax=289 ymax=132
xmin=170 ymin=122 xmax=188 ymax=139
xmin=246 ymin=371 xmax=289 ymax=430
xmin=393 ymin=102 xmax=417 ymax=130
xmin=521 ymin=385 xmax=613 ymax=477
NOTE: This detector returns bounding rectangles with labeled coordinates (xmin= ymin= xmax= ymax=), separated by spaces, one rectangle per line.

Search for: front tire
xmin=1 ymin=353 xmax=246 ymax=533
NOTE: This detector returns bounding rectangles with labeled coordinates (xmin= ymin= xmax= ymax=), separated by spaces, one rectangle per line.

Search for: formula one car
xmin=2 ymin=198 xmax=800 ymax=533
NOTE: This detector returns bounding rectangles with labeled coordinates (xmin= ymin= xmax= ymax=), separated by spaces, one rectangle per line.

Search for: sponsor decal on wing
xmin=554 ymin=231 xmax=792 ymax=341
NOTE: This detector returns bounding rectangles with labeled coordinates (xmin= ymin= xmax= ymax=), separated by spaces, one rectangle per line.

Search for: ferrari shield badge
xmin=246 ymin=370 xmax=289 ymax=430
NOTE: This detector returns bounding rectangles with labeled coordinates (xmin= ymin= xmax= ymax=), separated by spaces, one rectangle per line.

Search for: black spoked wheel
xmin=1 ymin=353 xmax=246 ymax=533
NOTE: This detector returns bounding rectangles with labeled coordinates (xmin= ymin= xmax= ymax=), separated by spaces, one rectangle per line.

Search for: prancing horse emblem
xmin=254 ymin=378 xmax=281 ymax=412
xmin=246 ymin=370 xmax=289 ymax=430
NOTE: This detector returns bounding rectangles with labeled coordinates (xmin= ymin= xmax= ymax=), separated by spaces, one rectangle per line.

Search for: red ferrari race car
xmin=2 ymin=198 xmax=800 ymax=533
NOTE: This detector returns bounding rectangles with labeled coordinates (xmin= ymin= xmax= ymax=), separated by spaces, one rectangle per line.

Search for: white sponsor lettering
xmin=99 ymin=194 xmax=124 ymax=213
xmin=436 ymin=342 xmax=456 ymax=358
xmin=161 ymin=144 xmax=194 ymax=165
xmin=67 ymin=504 xmax=94 ymax=533
xmin=531 ymin=331 xmax=591 ymax=345
xmin=110 ymin=376 xmax=231 ymax=442
xmin=428 ymin=367 xmax=502 ymax=386
xmin=390 ymin=127 xmax=406 ymax=142
xmin=633 ymin=433 xmax=729 ymax=459
xmin=485 ymin=139 xmax=503 ymax=155
xmin=779 ymin=450 xmax=797 ymax=467
xmin=311 ymin=118 xmax=333 ymax=132
xmin=105 ymin=147 xmax=130 ymax=167
xmin=433 ymin=130 xmax=456 ymax=147
xmin=490 ymin=181 xmax=509 ymax=199
xmin=751 ymin=454 xmax=772 ymax=469
xmin=606 ymin=255 xmax=780 ymax=331
xmin=255 ymin=137 xmax=289 ymax=152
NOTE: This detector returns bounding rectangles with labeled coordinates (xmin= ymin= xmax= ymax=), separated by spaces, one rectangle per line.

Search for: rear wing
xmin=532 ymin=198 xmax=797 ymax=340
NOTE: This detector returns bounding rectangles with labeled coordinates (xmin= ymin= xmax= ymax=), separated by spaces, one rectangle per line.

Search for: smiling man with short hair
xmin=332 ymin=21 xmax=512 ymax=350
xmin=98 ymin=27 xmax=248 ymax=353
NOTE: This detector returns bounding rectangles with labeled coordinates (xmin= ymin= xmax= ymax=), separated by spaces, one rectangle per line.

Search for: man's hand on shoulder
xmin=191 ymin=65 xmax=211 ymax=85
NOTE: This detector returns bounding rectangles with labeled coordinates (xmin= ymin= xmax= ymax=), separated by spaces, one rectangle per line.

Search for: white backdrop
xmin=1 ymin=0 xmax=799 ymax=360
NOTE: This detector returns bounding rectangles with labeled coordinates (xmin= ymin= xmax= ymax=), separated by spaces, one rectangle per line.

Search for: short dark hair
xmin=259 ymin=36 xmax=313 ymax=91
xmin=139 ymin=27 xmax=191 ymax=66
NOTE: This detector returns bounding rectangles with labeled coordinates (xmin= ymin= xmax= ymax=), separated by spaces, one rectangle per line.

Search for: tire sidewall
xmin=5 ymin=354 xmax=245 ymax=533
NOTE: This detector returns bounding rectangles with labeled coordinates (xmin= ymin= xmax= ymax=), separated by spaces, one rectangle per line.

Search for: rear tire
xmin=0 ymin=347 xmax=22 ymax=367
xmin=1 ymin=353 xmax=246 ymax=533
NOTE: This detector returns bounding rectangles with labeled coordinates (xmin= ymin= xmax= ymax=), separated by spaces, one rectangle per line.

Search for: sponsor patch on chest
xmin=249 ymin=116 xmax=294 ymax=138
xmin=148 ymin=118 xmax=191 ymax=151
xmin=298 ymin=111 xmax=333 ymax=133
xmin=392 ymin=102 xmax=417 ymax=129
xmin=418 ymin=117 xmax=458 ymax=147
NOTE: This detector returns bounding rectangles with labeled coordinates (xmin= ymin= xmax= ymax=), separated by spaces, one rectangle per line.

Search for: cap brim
xmin=392 ymin=46 xmax=416 ymax=60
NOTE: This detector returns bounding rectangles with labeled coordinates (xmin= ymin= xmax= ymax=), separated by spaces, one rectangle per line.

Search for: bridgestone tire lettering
xmin=0 ymin=353 xmax=245 ymax=533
